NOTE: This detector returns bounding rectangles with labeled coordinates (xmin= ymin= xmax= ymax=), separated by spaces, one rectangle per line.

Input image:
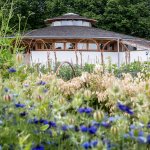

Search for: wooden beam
xmin=117 ymin=39 xmax=120 ymax=68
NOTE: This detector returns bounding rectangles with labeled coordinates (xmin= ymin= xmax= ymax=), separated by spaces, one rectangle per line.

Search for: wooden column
xmin=117 ymin=39 xmax=120 ymax=68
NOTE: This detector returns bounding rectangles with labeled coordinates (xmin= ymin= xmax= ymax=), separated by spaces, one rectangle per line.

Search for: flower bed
xmin=0 ymin=65 xmax=150 ymax=150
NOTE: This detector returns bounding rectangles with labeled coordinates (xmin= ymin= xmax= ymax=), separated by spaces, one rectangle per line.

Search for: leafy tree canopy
xmin=1 ymin=0 xmax=150 ymax=39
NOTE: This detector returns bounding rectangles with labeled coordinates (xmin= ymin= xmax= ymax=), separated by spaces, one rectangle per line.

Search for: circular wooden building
xmin=22 ymin=13 xmax=150 ymax=65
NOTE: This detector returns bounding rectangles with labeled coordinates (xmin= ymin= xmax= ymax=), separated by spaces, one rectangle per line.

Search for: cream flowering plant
xmin=0 ymin=62 xmax=150 ymax=150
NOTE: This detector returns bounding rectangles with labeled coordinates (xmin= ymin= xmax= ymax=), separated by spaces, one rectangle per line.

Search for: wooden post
xmin=117 ymin=39 xmax=120 ymax=68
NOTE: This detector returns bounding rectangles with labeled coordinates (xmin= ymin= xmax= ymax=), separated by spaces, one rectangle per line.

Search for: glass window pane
xmin=61 ymin=21 xmax=73 ymax=26
xmin=66 ymin=43 xmax=75 ymax=49
xmin=53 ymin=21 xmax=61 ymax=26
xmin=88 ymin=43 xmax=97 ymax=50
xmin=133 ymin=47 xmax=137 ymax=51
xmin=83 ymin=21 xmax=90 ymax=27
xmin=73 ymin=21 xmax=83 ymax=26
xmin=78 ymin=43 xmax=87 ymax=50
xmin=55 ymin=43 xmax=64 ymax=49
xmin=110 ymin=44 xmax=114 ymax=50
xmin=37 ymin=43 xmax=42 ymax=49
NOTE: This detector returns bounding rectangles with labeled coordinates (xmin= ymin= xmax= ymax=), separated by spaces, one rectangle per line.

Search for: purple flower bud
xmin=84 ymin=107 xmax=93 ymax=114
xmin=4 ymin=88 xmax=9 ymax=92
xmin=77 ymin=107 xmax=85 ymax=113
xmin=33 ymin=118 xmax=39 ymax=124
xmin=82 ymin=141 xmax=91 ymax=149
xmin=117 ymin=102 xmax=134 ymax=115
xmin=8 ymin=68 xmax=16 ymax=73
xmin=32 ymin=145 xmax=44 ymax=150
xmin=37 ymin=81 xmax=46 ymax=86
xmin=147 ymin=135 xmax=150 ymax=144
xmin=88 ymin=126 xmax=97 ymax=134
xmin=15 ymin=103 xmax=25 ymax=108
xmin=91 ymin=140 xmax=98 ymax=147
xmin=80 ymin=125 xmax=88 ymax=132
xmin=147 ymin=122 xmax=150 ymax=128
xmin=61 ymin=125 xmax=68 ymax=131
xmin=20 ymin=111 xmax=27 ymax=117
xmin=49 ymin=121 xmax=57 ymax=128
xmin=101 ymin=121 xmax=111 ymax=128
xmin=137 ymin=136 xmax=147 ymax=143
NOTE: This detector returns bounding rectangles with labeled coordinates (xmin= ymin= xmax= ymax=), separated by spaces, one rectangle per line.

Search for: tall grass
xmin=0 ymin=0 xmax=32 ymax=77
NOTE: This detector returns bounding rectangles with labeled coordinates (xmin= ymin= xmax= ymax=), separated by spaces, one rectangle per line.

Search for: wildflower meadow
xmin=0 ymin=60 xmax=150 ymax=150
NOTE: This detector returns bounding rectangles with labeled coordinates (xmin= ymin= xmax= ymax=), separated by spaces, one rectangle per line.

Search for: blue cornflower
xmin=33 ymin=118 xmax=39 ymax=124
xmin=20 ymin=112 xmax=27 ymax=117
xmin=147 ymin=135 xmax=150 ymax=144
xmin=117 ymin=102 xmax=134 ymax=115
xmin=77 ymin=107 xmax=93 ymax=114
xmin=129 ymin=130 xmax=134 ymax=138
xmin=74 ymin=126 xmax=79 ymax=132
xmin=88 ymin=126 xmax=97 ymax=134
xmin=84 ymin=107 xmax=93 ymax=114
xmin=49 ymin=121 xmax=57 ymax=128
xmin=61 ymin=125 xmax=68 ymax=131
xmin=24 ymin=84 xmax=29 ymax=87
xmin=39 ymin=119 xmax=45 ymax=124
xmin=91 ymin=121 xmax=100 ymax=127
xmin=91 ymin=140 xmax=98 ymax=147
xmin=8 ymin=68 xmax=16 ymax=73
xmin=43 ymin=120 xmax=49 ymax=125
xmin=130 ymin=124 xmax=136 ymax=129
xmin=138 ymin=130 xmax=144 ymax=137
xmin=82 ymin=141 xmax=91 ymax=149
xmin=43 ymin=89 xmax=48 ymax=93
xmin=4 ymin=88 xmax=9 ymax=92
xmin=147 ymin=122 xmax=150 ymax=128
xmin=106 ymin=141 xmax=112 ymax=150
xmin=124 ymin=134 xmax=130 ymax=138
xmin=77 ymin=107 xmax=85 ymax=113
xmin=101 ymin=121 xmax=111 ymax=128
xmin=137 ymin=136 xmax=147 ymax=143
xmin=15 ymin=103 xmax=25 ymax=108
xmin=32 ymin=145 xmax=44 ymax=150
xmin=108 ymin=116 xmax=121 ymax=122
xmin=37 ymin=81 xmax=46 ymax=85
xmin=80 ymin=125 xmax=88 ymax=132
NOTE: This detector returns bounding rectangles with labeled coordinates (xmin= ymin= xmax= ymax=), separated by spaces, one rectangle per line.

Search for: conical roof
xmin=45 ymin=13 xmax=97 ymax=24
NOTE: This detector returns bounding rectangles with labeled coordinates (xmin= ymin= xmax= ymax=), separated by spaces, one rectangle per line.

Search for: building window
xmin=83 ymin=21 xmax=91 ymax=27
xmin=88 ymin=43 xmax=97 ymax=50
xmin=55 ymin=43 xmax=64 ymax=50
xmin=78 ymin=43 xmax=87 ymax=50
xmin=61 ymin=21 xmax=73 ymax=26
xmin=66 ymin=43 xmax=75 ymax=50
xmin=110 ymin=44 xmax=114 ymax=51
xmin=52 ymin=20 xmax=91 ymax=27
xmin=133 ymin=47 xmax=137 ymax=51
xmin=44 ymin=43 xmax=52 ymax=49
xmin=53 ymin=21 xmax=61 ymax=26
xmin=37 ymin=43 xmax=42 ymax=49
xmin=73 ymin=21 xmax=83 ymax=26
xmin=100 ymin=43 xmax=104 ymax=49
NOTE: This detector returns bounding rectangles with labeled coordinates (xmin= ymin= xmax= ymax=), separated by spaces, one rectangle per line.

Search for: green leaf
xmin=40 ymin=124 xmax=49 ymax=131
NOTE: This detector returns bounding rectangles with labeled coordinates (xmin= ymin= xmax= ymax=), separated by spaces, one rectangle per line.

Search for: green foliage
xmin=2 ymin=0 xmax=150 ymax=39
xmin=0 ymin=62 xmax=150 ymax=149
xmin=0 ymin=2 xmax=15 ymax=75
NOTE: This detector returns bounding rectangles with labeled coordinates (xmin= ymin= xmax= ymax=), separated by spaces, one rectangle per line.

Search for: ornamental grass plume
xmin=16 ymin=53 xmax=23 ymax=64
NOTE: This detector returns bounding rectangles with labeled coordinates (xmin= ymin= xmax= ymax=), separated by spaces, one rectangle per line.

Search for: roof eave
xmin=44 ymin=18 xmax=97 ymax=24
